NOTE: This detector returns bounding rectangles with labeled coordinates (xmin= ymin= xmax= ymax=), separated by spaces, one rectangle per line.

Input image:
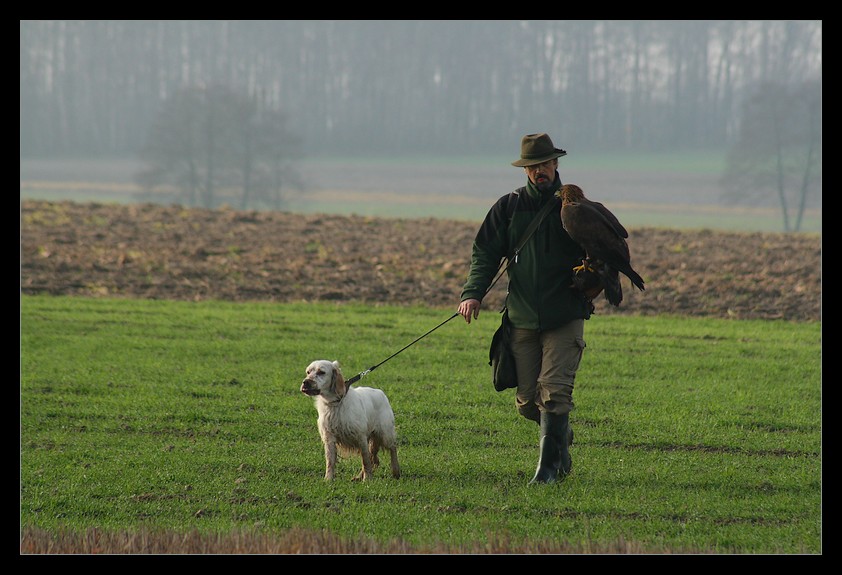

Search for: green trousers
xmin=511 ymin=319 xmax=586 ymax=422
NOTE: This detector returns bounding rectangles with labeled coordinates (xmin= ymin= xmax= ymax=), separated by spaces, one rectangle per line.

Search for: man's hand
xmin=571 ymin=261 xmax=605 ymax=301
xmin=458 ymin=299 xmax=481 ymax=323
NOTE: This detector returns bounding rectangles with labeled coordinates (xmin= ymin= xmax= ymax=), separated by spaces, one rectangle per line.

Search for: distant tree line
xmin=20 ymin=20 xmax=822 ymax=158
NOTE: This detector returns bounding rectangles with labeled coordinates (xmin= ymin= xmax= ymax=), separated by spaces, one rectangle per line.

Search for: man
xmin=457 ymin=133 xmax=593 ymax=485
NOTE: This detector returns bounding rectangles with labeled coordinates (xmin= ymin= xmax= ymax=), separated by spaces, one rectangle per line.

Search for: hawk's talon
xmin=573 ymin=259 xmax=595 ymax=274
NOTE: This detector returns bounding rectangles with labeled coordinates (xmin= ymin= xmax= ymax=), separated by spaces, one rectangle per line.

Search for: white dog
xmin=300 ymin=360 xmax=400 ymax=481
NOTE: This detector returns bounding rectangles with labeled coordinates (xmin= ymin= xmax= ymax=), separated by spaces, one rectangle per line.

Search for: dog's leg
xmin=353 ymin=444 xmax=374 ymax=481
xmin=324 ymin=440 xmax=337 ymax=481
xmin=389 ymin=446 xmax=400 ymax=479
xmin=370 ymin=438 xmax=381 ymax=470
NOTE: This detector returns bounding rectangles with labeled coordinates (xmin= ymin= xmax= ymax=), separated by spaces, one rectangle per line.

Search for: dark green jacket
xmin=460 ymin=175 xmax=591 ymax=330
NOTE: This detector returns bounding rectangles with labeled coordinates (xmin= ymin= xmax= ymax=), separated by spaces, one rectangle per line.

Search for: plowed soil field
xmin=20 ymin=200 xmax=821 ymax=322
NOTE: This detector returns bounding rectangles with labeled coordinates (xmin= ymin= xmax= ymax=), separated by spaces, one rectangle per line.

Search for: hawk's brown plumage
xmin=557 ymin=184 xmax=645 ymax=307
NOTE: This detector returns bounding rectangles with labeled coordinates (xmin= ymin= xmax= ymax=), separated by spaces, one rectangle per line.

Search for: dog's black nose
xmin=300 ymin=379 xmax=320 ymax=396
xmin=301 ymin=379 xmax=319 ymax=395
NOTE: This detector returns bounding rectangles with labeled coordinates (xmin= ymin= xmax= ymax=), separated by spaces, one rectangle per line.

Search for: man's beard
xmin=535 ymin=176 xmax=556 ymax=193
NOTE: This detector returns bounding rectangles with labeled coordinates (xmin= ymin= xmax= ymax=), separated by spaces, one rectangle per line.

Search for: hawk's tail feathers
xmin=624 ymin=268 xmax=645 ymax=292
xmin=599 ymin=266 xmax=623 ymax=307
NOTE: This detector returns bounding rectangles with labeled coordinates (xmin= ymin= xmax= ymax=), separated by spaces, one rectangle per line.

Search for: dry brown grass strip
xmin=20 ymin=526 xmax=721 ymax=554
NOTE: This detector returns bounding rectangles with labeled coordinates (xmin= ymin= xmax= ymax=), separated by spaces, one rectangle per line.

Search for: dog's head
xmin=301 ymin=360 xmax=347 ymax=400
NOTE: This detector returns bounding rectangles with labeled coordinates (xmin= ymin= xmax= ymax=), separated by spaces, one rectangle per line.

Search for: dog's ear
xmin=331 ymin=362 xmax=347 ymax=398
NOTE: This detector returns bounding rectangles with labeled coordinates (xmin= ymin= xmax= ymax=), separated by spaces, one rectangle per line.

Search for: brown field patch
xmin=20 ymin=200 xmax=821 ymax=322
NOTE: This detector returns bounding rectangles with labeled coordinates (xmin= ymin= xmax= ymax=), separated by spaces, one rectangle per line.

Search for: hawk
xmin=556 ymin=184 xmax=645 ymax=307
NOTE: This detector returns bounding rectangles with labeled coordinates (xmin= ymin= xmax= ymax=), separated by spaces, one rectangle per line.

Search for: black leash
xmin=345 ymin=194 xmax=558 ymax=385
xmin=345 ymin=312 xmax=459 ymax=384
xmin=345 ymin=256 xmax=514 ymax=385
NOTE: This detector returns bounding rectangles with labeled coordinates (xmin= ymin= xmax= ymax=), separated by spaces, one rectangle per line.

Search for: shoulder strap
xmin=506 ymin=189 xmax=520 ymax=220
xmin=509 ymin=193 xmax=558 ymax=262
xmin=486 ymin=191 xmax=558 ymax=300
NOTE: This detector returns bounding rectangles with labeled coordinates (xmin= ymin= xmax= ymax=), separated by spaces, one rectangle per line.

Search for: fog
xmin=20 ymin=20 xmax=822 ymax=227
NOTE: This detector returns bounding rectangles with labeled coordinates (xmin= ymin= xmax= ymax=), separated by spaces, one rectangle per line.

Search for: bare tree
xmin=720 ymin=80 xmax=821 ymax=232
xmin=135 ymin=87 xmax=205 ymax=206
xmin=248 ymin=103 xmax=303 ymax=210
xmin=135 ymin=85 xmax=302 ymax=210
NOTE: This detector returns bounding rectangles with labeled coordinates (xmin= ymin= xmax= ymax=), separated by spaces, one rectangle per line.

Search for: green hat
xmin=511 ymin=133 xmax=567 ymax=167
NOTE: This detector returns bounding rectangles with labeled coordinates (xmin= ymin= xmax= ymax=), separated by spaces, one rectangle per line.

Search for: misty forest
xmin=20 ymin=20 xmax=821 ymax=228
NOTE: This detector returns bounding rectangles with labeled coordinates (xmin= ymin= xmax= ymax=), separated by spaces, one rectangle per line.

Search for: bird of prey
xmin=556 ymin=184 xmax=645 ymax=307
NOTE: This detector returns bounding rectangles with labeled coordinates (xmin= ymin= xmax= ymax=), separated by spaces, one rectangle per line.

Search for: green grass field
xmin=19 ymin=295 xmax=822 ymax=553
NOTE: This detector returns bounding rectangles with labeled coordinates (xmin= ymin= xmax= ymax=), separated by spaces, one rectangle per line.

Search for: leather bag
xmin=489 ymin=308 xmax=517 ymax=392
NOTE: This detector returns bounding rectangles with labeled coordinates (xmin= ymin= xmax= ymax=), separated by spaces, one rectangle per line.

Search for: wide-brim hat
xmin=511 ymin=133 xmax=567 ymax=167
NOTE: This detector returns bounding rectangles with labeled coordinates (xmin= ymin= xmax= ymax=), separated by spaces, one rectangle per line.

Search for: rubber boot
xmin=529 ymin=411 xmax=572 ymax=484
xmin=557 ymin=412 xmax=572 ymax=477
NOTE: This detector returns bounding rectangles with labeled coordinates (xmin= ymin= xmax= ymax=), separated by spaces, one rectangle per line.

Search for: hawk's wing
xmin=560 ymin=199 xmax=631 ymax=264
xmin=580 ymin=199 xmax=629 ymax=239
